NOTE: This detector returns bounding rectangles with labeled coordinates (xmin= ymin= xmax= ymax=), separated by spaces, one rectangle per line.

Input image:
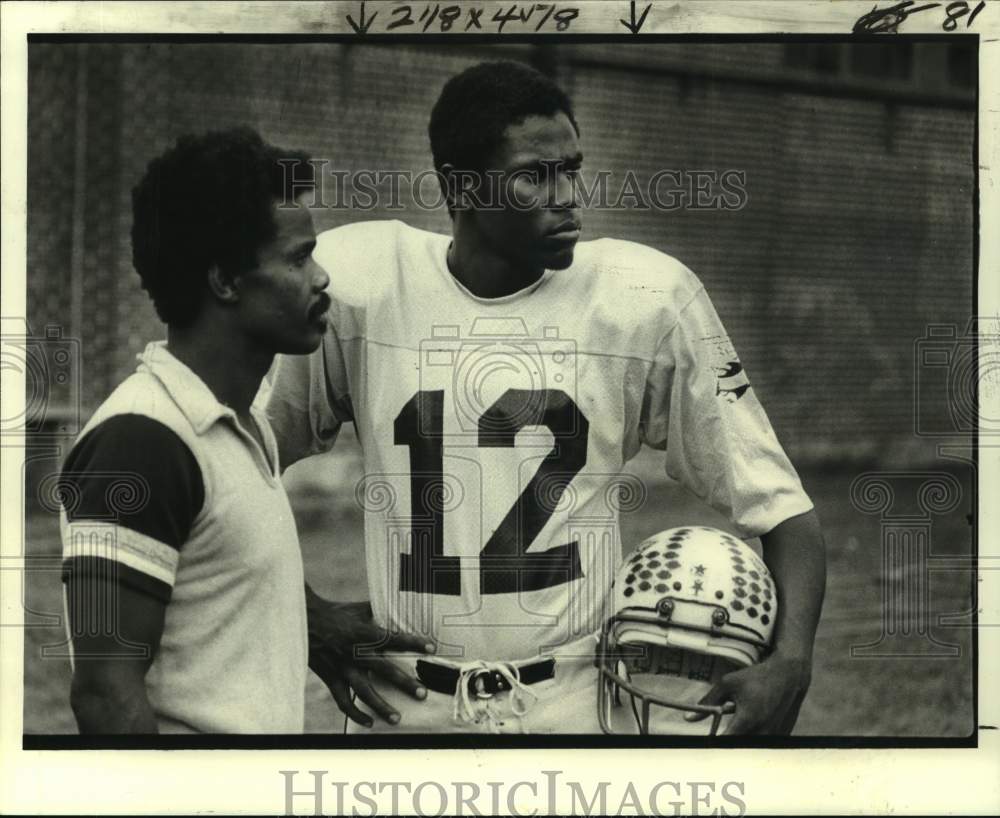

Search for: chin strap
xmin=451 ymin=661 xmax=540 ymax=733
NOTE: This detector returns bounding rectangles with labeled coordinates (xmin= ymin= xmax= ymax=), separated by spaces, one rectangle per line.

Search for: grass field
xmin=21 ymin=430 xmax=975 ymax=737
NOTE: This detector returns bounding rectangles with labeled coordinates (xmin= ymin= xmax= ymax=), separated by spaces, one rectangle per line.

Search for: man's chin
xmin=544 ymin=247 xmax=577 ymax=271
xmin=277 ymin=332 xmax=325 ymax=356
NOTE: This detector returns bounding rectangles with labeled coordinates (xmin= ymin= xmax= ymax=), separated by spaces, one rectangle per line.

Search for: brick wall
xmin=26 ymin=42 xmax=975 ymax=465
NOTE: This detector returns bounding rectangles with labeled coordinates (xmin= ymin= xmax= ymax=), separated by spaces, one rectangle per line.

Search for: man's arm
xmin=59 ymin=416 xmax=202 ymax=734
xmin=692 ymin=509 xmax=826 ymax=734
xmin=635 ymin=271 xmax=825 ymax=734
xmin=67 ymin=577 xmax=166 ymax=734
xmin=762 ymin=509 xmax=826 ymax=669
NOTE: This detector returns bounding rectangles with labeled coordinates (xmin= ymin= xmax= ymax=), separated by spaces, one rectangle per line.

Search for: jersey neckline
xmin=431 ymin=233 xmax=558 ymax=305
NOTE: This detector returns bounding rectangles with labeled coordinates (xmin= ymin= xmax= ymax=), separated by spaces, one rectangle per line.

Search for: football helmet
xmin=597 ymin=526 xmax=777 ymax=735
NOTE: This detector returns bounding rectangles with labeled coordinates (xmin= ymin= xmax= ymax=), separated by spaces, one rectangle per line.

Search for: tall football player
xmin=60 ymin=128 xmax=330 ymax=733
xmin=269 ymin=62 xmax=826 ymax=734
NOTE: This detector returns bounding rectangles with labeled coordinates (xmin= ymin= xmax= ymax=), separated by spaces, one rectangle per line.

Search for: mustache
xmin=309 ymin=293 xmax=332 ymax=319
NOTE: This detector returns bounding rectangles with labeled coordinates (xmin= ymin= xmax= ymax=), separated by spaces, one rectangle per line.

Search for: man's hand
xmin=306 ymin=587 xmax=435 ymax=727
xmin=687 ymin=653 xmax=812 ymax=735
xmin=689 ymin=509 xmax=824 ymax=735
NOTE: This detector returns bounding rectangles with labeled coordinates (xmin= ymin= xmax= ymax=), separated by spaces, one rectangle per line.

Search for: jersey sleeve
xmin=59 ymin=415 xmax=205 ymax=603
xmin=639 ymin=285 xmax=814 ymax=537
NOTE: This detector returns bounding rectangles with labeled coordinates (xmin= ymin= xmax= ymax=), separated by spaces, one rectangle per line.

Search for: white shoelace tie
xmin=451 ymin=661 xmax=540 ymax=733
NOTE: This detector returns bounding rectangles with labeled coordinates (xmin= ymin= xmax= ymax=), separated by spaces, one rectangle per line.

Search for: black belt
xmin=416 ymin=658 xmax=555 ymax=698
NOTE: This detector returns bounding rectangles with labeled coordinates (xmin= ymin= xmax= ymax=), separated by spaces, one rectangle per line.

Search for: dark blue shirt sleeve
xmin=60 ymin=414 xmax=205 ymax=602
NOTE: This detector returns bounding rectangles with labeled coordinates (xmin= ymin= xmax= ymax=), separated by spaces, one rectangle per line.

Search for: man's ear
xmin=206 ymin=264 xmax=240 ymax=304
xmin=439 ymin=163 xmax=473 ymax=215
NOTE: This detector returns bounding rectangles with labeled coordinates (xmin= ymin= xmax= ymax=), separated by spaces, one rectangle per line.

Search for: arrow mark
xmin=347 ymin=1 xmax=378 ymax=35
xmin=621 ymin=1 xmax=653 ymax=34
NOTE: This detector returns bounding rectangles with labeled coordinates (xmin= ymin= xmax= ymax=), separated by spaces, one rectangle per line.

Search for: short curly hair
xmin=429 ymin=60 xmax=579 ymax=176
xmin=131 ymin=127 xmax=313 ymax=328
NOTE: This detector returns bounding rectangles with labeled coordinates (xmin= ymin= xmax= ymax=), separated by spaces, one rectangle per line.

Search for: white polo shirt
xmin=60 ymin=342 xmax=307 ymax=733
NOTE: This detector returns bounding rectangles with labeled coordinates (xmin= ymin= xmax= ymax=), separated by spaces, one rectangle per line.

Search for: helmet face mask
xmin=597 ymin=613 xmax=740 ymax=735
xmin=597 ymin=527 xmax=777 ymax=735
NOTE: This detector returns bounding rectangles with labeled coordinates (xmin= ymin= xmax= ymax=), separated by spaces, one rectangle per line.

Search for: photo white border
xmin=2 ymin=1 xmax=998 ymax=814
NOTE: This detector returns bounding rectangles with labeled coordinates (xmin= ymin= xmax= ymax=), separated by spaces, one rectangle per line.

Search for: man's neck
xmin=166 ymin=325 xmax=272 ymax=416
xmin=448 ymin=230 xmax=544 ymax=299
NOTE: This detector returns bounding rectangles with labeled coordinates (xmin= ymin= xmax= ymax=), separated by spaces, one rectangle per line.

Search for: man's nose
xmin=550 ymin=168 xmax=579 ymax=210
xmin=311 ymin=261 xmax=330 ymax=292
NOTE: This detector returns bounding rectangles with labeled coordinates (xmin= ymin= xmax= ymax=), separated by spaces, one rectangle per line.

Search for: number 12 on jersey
xmin=394 ymin=389 xmax=590 ymax=596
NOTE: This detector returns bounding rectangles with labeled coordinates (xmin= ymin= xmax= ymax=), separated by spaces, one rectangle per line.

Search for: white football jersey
xmin=266 ymin=220 xmax=812 ymax=661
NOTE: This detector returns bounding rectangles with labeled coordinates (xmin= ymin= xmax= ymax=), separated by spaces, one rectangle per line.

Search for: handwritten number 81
xmin=944 ymin=0 xmax=986 ymax=30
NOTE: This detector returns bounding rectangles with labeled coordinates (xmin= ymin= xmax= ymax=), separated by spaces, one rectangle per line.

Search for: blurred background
xmin=21 ymin=41 xmax=978 ymax=736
